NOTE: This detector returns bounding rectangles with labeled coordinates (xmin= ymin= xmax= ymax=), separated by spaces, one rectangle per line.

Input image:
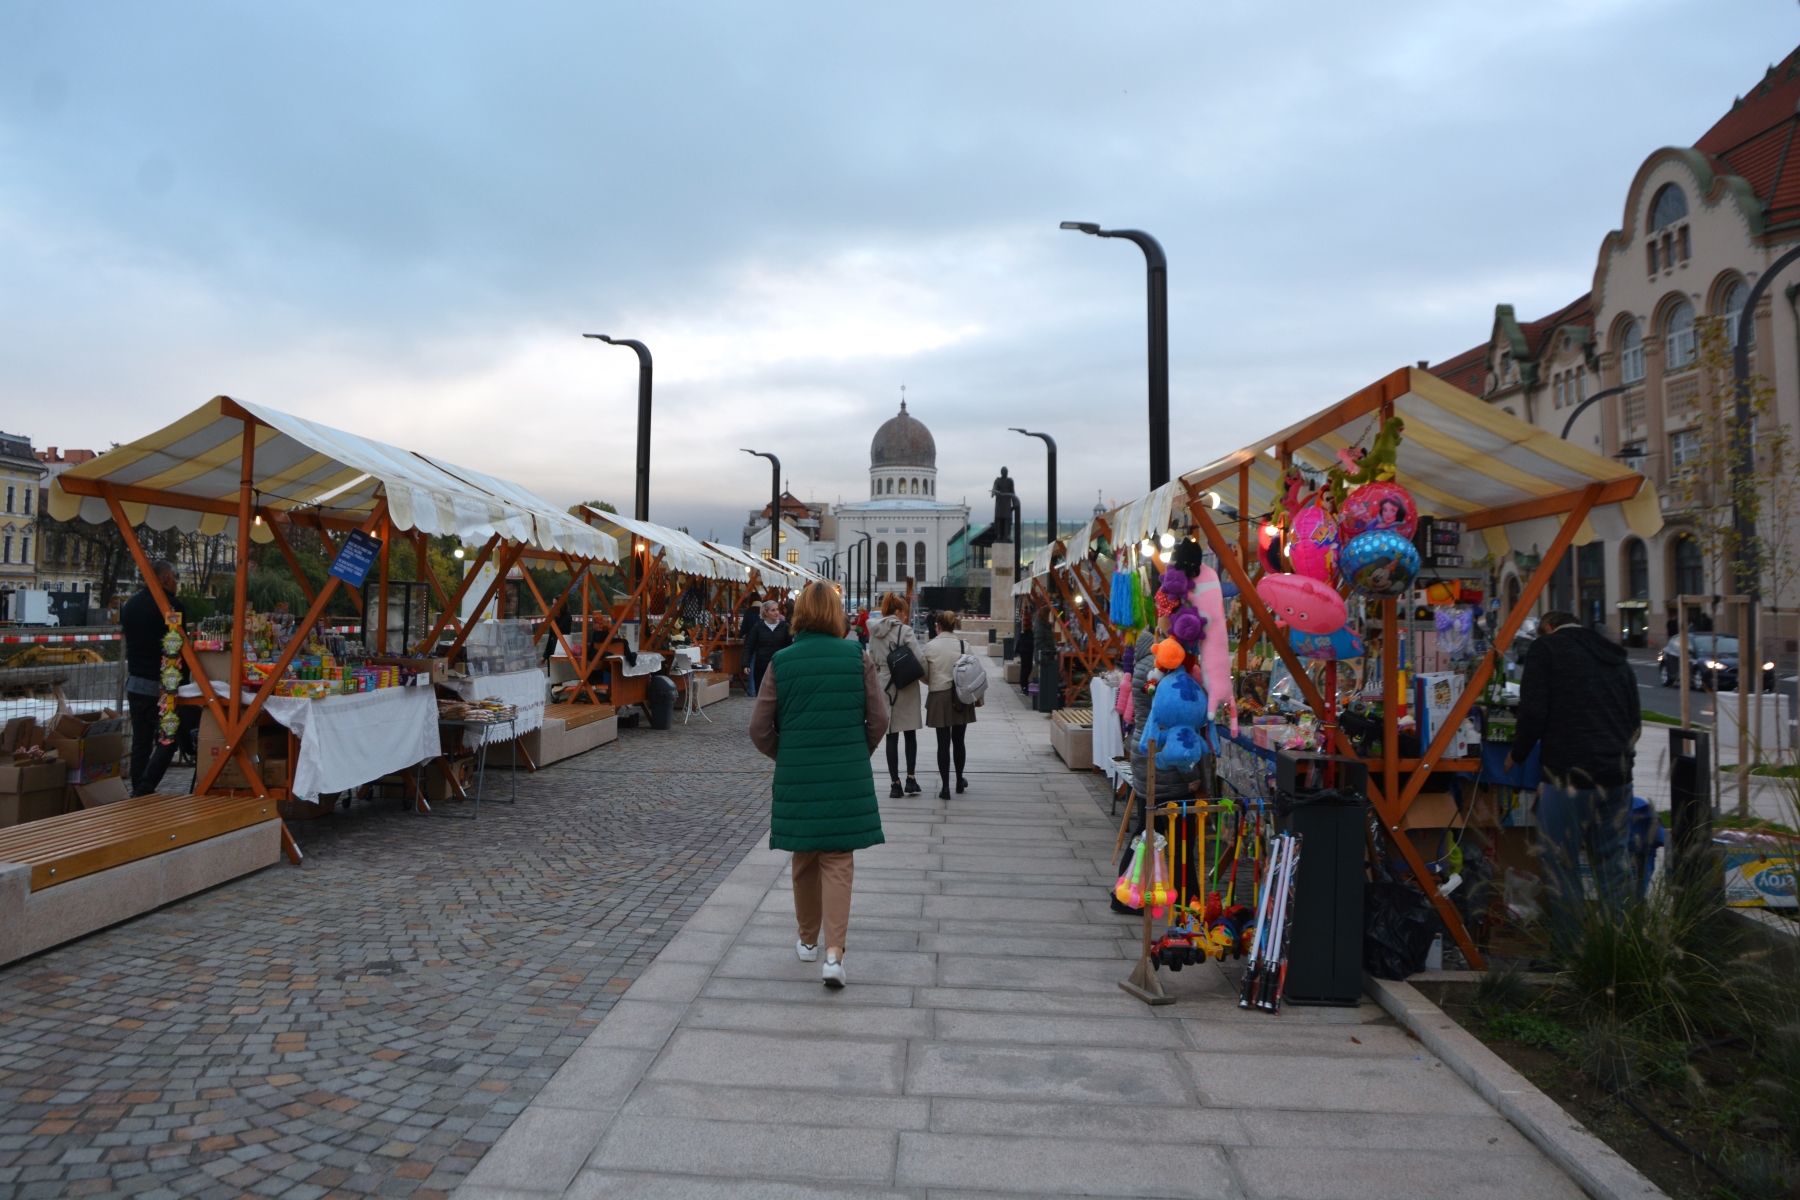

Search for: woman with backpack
xmin=867 ymin=593 xmax=925 ymax=798
xmin=749 ymin=581 xmax=890 ymax=988
xmin=923 ymin=610 xmax=980 ymax=799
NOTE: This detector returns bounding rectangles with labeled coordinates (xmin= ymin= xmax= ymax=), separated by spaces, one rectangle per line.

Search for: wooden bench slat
xmin=0 ymin=793 xmax=279 ymax=891
xmin=0 ymin=796 xmax=270 ymax=858
xmin=3 ymin=804 xmax=279 ymax=864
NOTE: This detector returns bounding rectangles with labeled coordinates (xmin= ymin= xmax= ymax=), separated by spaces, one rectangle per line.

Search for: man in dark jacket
xmin=122 ymin=558 xmax=199 ymax=796
xmin=1507 ymin=610 xmax=1641 ymax=931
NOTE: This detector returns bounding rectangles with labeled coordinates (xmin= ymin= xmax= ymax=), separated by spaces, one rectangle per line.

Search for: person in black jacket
xmin=122 ymin=559 xmax=199 ymax=796
xmin=743 ymin=601 xmax=792 ymax=696
xmin=1506 ymin=610 xmax=1641 ymax=932
xmin=1015 ymin=603 xmax=1035 ymax=695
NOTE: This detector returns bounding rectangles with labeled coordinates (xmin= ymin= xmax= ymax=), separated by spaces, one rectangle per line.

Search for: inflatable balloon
xmin=1340 ymin=530 xmax=1420 ymax=599
xmin=1254 ymin=572 xmax=1347 ymax=635
xmin=1289 ymin=625 xmax=1367 ymax=661
xmin=1340 ymin=481 xmax=1418 ymax=540
xmin=1288 ymin=503 xmax=1340 ymax=583
xmin=1256 ymin=522 xmax=1284 ymax=574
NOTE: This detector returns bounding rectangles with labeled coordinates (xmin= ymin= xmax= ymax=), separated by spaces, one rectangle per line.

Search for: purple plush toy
xmin=1170 ymin=608 xmax=1206 ymax=644
xmin=1159 ymin=568 xmax=1191 ymax=601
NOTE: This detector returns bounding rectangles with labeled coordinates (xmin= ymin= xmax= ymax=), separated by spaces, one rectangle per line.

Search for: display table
xmin=446 ymin=669 xmax=547 ymax=747
xmin=260 ymin=687 xmax=439 ymax=802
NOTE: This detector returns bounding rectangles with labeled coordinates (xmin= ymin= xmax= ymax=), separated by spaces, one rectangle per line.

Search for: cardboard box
xmin=1400 ymin=789 xmax=1467 ymax=830
xmin=1 ymin=717 xmax=39 ymax=754
xmin=0 ymin=760 xmax=68 ymax=793
xmin=373 ymin=656 xmax=449 ymax=684
xmin=68 ymin=759 xmax=122 ymax=787
xmin=1717 ymin=832 xmax=1798 ymax=908
xmin=0 ymin=786 xmax=70 ymax=827
xmin=77 ymin=775 xmax=130 ymax=808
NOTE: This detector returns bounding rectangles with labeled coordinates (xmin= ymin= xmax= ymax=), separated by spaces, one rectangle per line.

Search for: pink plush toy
xmin=1189 ymin=564 xmax=1236 ymax=736
xmin=1255 ymin=572 xmax=1347 ymax=635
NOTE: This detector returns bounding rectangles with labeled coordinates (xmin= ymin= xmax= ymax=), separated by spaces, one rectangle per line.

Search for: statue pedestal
xmin=990 ymin=544 xmax=1015 ymax=626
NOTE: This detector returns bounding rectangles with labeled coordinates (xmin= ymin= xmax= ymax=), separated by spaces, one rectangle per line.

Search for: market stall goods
xmin=1286 ymin=501 xmax=1339 ymax=582
xmin=1339 ymin=480 xmax=1419 ymax=540
xmin=1339 ymin=530 xmax=1419 ymax=599
xmin=1254 ymin=572 xmax=1347 ymax=634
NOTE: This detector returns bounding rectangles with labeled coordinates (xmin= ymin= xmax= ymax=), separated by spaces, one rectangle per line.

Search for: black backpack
xmin=885 ymin=639 xmax=925 ymax=700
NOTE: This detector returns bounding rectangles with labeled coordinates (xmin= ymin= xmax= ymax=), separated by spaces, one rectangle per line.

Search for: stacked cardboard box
xmin=0 ymin=709 xmax=131 ymax=826
xmin=197 ymin=710 xmax=289 ymax=790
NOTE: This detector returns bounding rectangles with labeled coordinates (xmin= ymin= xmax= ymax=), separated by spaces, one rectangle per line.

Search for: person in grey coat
xmin=867 ymin=593 xmax=925 ymax=797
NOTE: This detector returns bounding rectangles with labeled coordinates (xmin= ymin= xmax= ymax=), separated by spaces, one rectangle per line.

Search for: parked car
xmin=1657 ymin=633 xmax=1774 ymax=692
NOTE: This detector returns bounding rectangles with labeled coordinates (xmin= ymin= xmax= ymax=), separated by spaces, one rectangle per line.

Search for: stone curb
xmin=451 ymin=844 xmax=790 ymax=1200
xmin=1365 ymin=973 xmax=1667 ymax=1200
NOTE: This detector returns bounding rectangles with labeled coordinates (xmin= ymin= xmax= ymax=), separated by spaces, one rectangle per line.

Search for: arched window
xmin=911 ymin=479 xmax=919 ymax=494
xmin=914 ymin=542 xmax=927 ymax=580
xmin=1723 ymin=279 xmax=1752 ymax=349
xmin=875 ymin=542 xmax=889 ymax=582
xmin=1665 ymin=300 xmax=1696 ymax=370
xmin=1618 ymin=319 xmax=1645 ymax=384
xmin=1673 ymin=533 xmax=1704 ymax=598
xmin=887 ymin=478 xmax=894 ymax=494
xmin=1650 ymin=184 xmax=1688 ymax=232
xmin=1626 ymin=539 xmax=1649 ymax=600
xmin=894 ymin=541 xmax=909 ymax=580
xmin=1505 ymin=575 xmax=1521 ymax=617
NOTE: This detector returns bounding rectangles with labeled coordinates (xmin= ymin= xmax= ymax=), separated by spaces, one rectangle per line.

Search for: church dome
xmin=870 ymin=401 xmax=936 ymax=469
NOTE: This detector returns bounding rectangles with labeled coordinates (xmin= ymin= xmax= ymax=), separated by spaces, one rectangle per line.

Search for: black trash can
xmin=1275 ymin=752 xmax=1369 ymax=1007
xmin=647 ymin=675 xmax=677 ymax=730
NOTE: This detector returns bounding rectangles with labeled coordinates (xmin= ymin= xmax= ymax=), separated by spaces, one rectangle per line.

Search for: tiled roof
xmin=1694 ymin=47 xmax=1800 ymax=233
xmin=1515 ymin=293 xmax=1594 ymax=360
xmin=1427 ymin=343 xmax=1487 ymax=397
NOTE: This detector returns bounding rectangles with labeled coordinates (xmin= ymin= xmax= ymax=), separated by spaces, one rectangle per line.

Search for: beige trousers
xmin=792 ymin=850 xmax=855 ymax=950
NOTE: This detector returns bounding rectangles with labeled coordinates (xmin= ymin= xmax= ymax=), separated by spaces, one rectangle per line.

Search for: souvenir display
xmin=1339 ymin=480 xmax=1418 ymax=540
xmin=1287 ymin=502 xmax=1339 ymax=582
xmin=1254 ymin=572 xmax=1347 ymax=634
xmin=1340 ymin=530 xmax=1420 ymax=598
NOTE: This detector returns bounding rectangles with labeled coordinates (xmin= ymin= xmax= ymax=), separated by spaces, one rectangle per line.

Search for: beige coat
xmin=923 ymin=632 xmax=970 ymax=693
xmin=867 ymin=615 xmax=924 ymax=733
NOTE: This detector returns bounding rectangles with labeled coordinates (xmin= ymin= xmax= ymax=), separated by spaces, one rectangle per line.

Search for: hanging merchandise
xmin=1339 ymin=481 xmax=1419 ymax=540
xmin=1138 ymin=663 xmax=1215 ymax=770
xmin=1239 ymin=830 xmax=1303 ymax=1013
xmin=1287 ymin=501 xmax=1340 ymax=583
xmin=1257 ymin=521 xmax=1285 ymax=573
xmin=158 ymin=614 xmax=184 ymax=742
xmin=1289 ymin=625 xmax=1366 ymax=661
xmin=1254 ymin=573 xmax=1347 ymax=634
xmin=1110 ymin=569 xmax=1135 ymax=627
xmin=1340 ymin=531 xmax=1421 ymax=598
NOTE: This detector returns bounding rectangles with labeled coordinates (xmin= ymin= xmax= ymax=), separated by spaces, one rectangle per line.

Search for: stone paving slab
xmin=456 ymin=661 xmax=1589 ymax=1200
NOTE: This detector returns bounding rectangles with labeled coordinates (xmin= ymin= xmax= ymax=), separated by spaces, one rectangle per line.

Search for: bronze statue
xmin=991 ymin=467 xmax=1015 ymax=543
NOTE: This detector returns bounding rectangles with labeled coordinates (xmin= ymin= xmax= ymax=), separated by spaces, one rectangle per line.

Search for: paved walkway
xmin=458 ymin=663 xmax=1584 ymax=1200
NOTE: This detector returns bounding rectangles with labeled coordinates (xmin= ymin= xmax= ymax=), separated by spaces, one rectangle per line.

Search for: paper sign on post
xmin=329 ymin=530 xmax=382 ymax=587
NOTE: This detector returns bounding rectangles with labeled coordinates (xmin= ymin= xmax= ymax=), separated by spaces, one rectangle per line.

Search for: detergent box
xmin=1715 ymin=830 xmax=1798 ymax=908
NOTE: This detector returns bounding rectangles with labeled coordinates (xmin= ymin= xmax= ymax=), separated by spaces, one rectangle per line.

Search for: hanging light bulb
xmin=253 ymin=513 xmax=262 ymax=526
xmin=1159 ymin=531 xmax=1176 ymax=549
xmin=453 ymin=547 xmax=465 ymax=560
xmin=1139 ymin=538 xmax=1155 ymax=557
xmin=1263 ymin=523 xmax=1280 ymax=538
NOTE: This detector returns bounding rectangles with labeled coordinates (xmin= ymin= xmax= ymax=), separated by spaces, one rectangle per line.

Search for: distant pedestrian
xmin=923 ymin=610 xmax=977 ymax=799
xmin=743 ymin=600 xmax=791 ymax=696
xmin=750 ymin=581 xmax=889 ymax=988
xmin=1016 ymin=602 xmax=1036 ymax=695
xmin=868 ymin=593 xmax=925 ymax=798
xmin=1507 ymin=610 xmax=1641 ymax=939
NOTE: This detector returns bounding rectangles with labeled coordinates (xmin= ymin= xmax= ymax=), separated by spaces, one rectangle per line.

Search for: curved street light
xmin=1061 ymin=222 xmax=1170 ymax=489
xmin=1009 ymin=428 xmax=1057 ymax=547
xmin=741 ymin=449 xmax=782 ymax=568
xmin=584 ymin=334 xmax=653 ymax=521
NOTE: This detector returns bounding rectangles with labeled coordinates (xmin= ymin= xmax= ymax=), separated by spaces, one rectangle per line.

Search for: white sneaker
xmin=821 ymin=954 xmax=846 ymax=989
xmin=796 ymin=940 xmax=818 ymax=962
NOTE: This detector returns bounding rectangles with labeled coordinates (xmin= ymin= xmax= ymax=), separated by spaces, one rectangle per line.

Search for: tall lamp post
xmin=584 ymin=334 xmax=653 ymax=521
xmin=852 ymin=531 xmax=872 ymax=611
xmin=1009 ymin=428 xmax=1057 ymax=546
xmin=1060 ymin=222 xmax=1169 ymax=489
xmin=741 ymin=449 xmax=782 ymax=567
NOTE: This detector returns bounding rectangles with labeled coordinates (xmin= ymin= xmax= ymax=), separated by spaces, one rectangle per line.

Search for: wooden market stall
xmin=46 ymin=394 xmax=620 ymax=847
xmin=1054 ymin=367 xmax=1659 ymax=973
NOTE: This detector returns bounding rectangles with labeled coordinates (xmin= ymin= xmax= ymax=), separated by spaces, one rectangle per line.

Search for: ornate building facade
xmin=830 ymin=400 xmax=969 ymax=595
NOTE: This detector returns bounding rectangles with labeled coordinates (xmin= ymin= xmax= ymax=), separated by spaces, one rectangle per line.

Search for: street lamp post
xmin=584 ymin=334 xmax=653 ymax=521
xmin=1009 ymin=428 xmax=1057 ymax=546
xmin=741 ymin=449 xmax=782 ymax=567
xmin=1730 ymin=244 xmax=1800 ymax=600
xmin=852 ymin=531 xmax=872 ymax=611
xmin=1061 ymin=222 xmax=1169 ymax=489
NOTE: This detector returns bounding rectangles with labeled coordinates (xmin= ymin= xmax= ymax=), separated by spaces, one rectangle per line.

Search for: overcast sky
xmin=3 ymin=1 xmax=1794 ymax=545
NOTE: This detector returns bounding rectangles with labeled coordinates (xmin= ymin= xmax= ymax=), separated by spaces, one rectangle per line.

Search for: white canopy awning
xmin=48 ymin=395 xmax=619 ymax=562
xmin=579 ymin=509 xmax=748 ymax=581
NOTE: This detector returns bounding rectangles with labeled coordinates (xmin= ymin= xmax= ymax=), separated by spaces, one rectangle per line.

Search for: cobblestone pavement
xmin=0 ymin=700 xmax=773 ymax=1200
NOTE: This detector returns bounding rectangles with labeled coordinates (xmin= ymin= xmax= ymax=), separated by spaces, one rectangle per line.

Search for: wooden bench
xmin=0 ymin=792 xmax=282 ymax=965
xmin=487 ymin=702 xmax=619 ymax=769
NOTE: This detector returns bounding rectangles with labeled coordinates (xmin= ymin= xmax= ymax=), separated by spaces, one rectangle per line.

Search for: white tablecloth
xmin=1090 ymin=676 xmax=1127 ymax=786
xmin=261 ymin=686 xmax=440 ymax=802
xmin=446 ymin=668 xmax=548 ymax=747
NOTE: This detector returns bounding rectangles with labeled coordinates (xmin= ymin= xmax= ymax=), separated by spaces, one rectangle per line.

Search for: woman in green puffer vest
xmin=750 ymin=581 xmax=890 ymax=988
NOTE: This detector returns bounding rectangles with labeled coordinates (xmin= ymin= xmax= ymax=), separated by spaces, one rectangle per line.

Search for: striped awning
xmin=580 ymin=510 xmax=748 ymax=581
xmin=703 ymin=542 xmax=803 ymax=589
xmin=47 ymin=395 xmax=619 ymax=562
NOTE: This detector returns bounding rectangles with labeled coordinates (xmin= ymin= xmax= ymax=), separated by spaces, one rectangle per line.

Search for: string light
xmin=1159 ymin=532 xmax=1176 ymax=549
xmin=1139 ymin=538 xmax=1155 ymax=557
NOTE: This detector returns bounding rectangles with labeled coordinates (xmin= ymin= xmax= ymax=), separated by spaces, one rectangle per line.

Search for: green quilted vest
xmin=768 ymin=632 xmax=885 ymax=853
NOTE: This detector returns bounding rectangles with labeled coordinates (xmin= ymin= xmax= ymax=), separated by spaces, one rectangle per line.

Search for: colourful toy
xmin=1115 ymin=833 xmax=1148 ymax=908
xmin=1343 ymin=416 xmax=1404 ymax=485
xmin=1256 ymin=521 xmax=1285 ymax=574
xmin=1287 ymin=501 xmax=1340 ymax=583
xmin=1138 ymin=670 xmax=1214 ymax=771
xmin=1340 ymin=530 xmax=1420 ymax=599
xmin=1254 ymin=572 xmax=1347 ymax=635
xmin=1289 ymin=625 xmax=1366 ymax=661
xmin=1339 ymin=480 xmax=1418 ymax=539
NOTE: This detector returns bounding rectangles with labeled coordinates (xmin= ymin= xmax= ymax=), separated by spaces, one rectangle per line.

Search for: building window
xmin=1678 ymin=225 xmax=1691 ymax=262
xmin=1 ymin=534 xmax=9 ymax=563
xmin=894 ymin=541 xmax=909 ymax=580
xmin=1651 ymin=184 xmax=1688 ymax=232
xmin=1619 ymin=440 xmax=1647 ymax=470
xmin=1554 ymin=375 xmax=1565 ymax=409
xmin=20 ymin=489 xmax=29 ymax=515
xmin=4 ymin=486 xmax=11 ymax=514
xmin=1665 ymin=300 xmax=1696 ymax=369
xmin=18 ymin=533 xmax=27 ymax=564
xmin=1670 ymin=429 xmax=1701 ymax=476
xmin=1723 ymin=280 xmax=1751 ymax=348
xmin=1646 ymin=242 xmax=1658 ymax=275
xmin=914 ymin=542 xmax=926 ymax=580
xmin=876 ymin=542 xmax=888 ymax=581
xmin=1673 ymin=533 xmax=1704 ymax=598
xmin=1618 ymin=319 xmax=1645 ymax=383
xmin=1626 ymin=539 xmax=1649 ymax=600
xmin=785 ymin=548 xmax=799 ymax=564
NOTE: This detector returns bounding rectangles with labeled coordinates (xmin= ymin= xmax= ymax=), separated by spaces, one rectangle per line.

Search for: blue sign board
xmin=329 ymin=530 xmax=382 ymax=588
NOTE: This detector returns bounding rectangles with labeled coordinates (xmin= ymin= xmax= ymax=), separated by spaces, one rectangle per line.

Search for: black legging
xmin=935 ymin=724 xmax=967 ymax=787
xmin=885 ymin=730 xmax=917 ymax=781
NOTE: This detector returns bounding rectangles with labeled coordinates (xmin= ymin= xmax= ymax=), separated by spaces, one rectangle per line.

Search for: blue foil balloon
xmin=1340 ymin=530 xmax=1419 ymax=599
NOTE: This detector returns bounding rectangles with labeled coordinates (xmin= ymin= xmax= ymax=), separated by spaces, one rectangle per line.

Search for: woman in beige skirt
xmin=922 ymin=610 xmax=976 ymax=799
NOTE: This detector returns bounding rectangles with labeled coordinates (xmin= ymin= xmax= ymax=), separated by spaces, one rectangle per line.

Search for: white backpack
xmin=952 ymin=639 xmax=988 ymax=707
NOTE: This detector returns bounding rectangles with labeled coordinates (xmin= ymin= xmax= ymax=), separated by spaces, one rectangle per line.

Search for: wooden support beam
xmin=1460 ymin=477 xmax=1640 ymax=531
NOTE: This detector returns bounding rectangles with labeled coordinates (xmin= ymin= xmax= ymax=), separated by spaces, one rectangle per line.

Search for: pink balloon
xmin=1254 ymin=572 xmax=1347 ymax=635
xmin=1340 ymin=481 xmax=1418 ymax=540
xmin=1288 ymin=503 xmax=1339 ymax=582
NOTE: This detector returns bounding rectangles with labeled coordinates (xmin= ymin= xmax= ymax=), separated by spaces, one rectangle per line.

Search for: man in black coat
xmin=1506 ymin=610 xmax=1641 ymax=935
xmin=122 ymin=558 xmax=200 ymax=796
